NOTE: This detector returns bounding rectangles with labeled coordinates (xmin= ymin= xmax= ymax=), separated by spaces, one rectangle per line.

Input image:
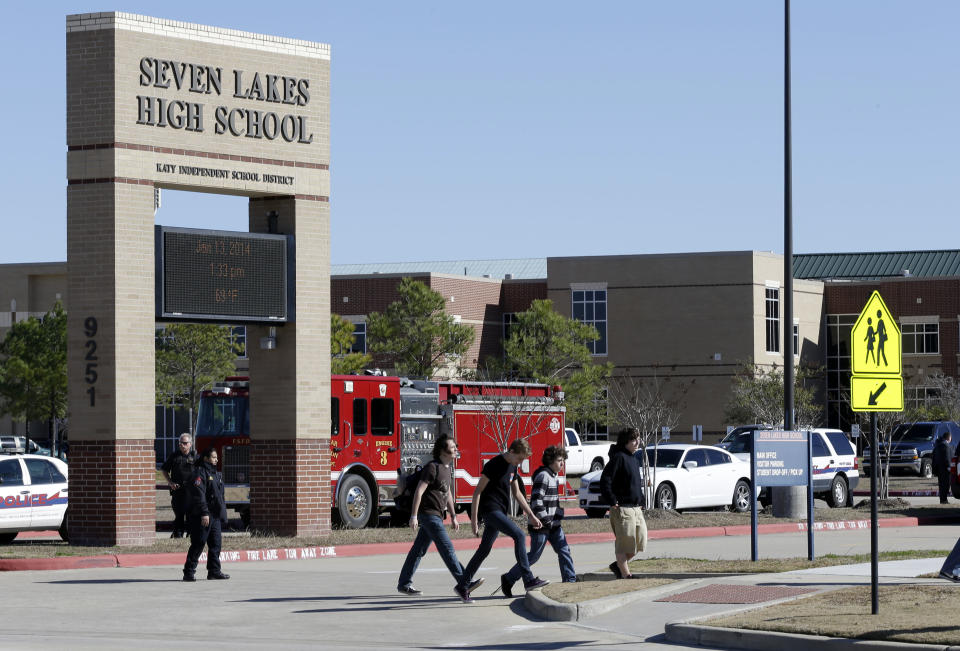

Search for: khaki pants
xmin=610 ymin=506 xmax=647 ymax=559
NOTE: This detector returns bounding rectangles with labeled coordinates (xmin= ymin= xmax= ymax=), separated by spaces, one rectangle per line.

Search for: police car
xmin=0 ymin=453 xmax=69 ymax=543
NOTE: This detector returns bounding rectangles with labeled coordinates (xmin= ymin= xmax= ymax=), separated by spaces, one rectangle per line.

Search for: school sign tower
xmin=66 ymin=13 xmax=331 ymax=545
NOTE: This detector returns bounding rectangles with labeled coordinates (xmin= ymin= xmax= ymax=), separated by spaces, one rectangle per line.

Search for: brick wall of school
xmin=824 ymin=277 xmax=960 ymax=377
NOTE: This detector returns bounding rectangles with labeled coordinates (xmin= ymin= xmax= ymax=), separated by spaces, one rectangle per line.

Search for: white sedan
xmin=578 ymin=444 xmax=756 ymax=516
xmin=0 ymin=454 xmax=69 ymax=543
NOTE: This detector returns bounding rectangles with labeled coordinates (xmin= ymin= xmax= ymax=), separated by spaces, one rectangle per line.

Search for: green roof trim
xmin=794 ymin=250 xmax=960 ymax=280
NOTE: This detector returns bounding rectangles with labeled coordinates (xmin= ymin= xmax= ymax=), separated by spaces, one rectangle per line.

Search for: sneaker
xmin=466 ymin=578 xmax=485 ymax=595
xmin=207 ymin=572 xmax=230 ymax=580
xmin=500 ymin=574 xmax=514 ymax=598
xmin=608 ymin=562 xmax=623 ymax=579
xmin=523 ymin=576 xmax=549 ymax=591
xmin=939 ymin=571 xmax=960 ymax=583
xmin=454 ymin=584 xmax=474 ymax=603
xmin=397 ymin=585 xmax=422 ymax=595
xmin=182 ymin=574 xmax=195 ymax=582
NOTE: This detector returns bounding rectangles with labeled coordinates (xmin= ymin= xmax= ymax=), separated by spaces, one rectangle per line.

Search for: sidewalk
xmin=5 ymin=511 xmax=960 ymax=572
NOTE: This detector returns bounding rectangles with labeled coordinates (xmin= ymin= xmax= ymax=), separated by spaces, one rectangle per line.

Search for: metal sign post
xmin=871 ymin=412 xmax=879 ymax=614
xmin=849 ymin=291 xmax=902 ymax=615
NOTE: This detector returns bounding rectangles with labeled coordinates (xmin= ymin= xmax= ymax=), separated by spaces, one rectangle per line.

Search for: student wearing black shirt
xmin=460 ymin=439 xmax=549 ymax=600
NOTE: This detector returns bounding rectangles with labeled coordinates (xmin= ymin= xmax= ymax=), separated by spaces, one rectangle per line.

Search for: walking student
xmin=500 ymin=445 xmax=576 ymax=597
xmin=183 ymin=447 xmax=230 ymax=582
xmin=461 ymin=439 xmax=549 ymax=599
xmin=599 ymin=428 xmax=647 ymax=579
xmin=397 ymin=435 xmax=481 ymax=602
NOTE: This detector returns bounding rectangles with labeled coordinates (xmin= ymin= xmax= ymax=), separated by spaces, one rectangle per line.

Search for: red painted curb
xmin=0 ymin=555 xmax=117 ymax=571
xmin=7 ymin=514 xmax=960 ymax=573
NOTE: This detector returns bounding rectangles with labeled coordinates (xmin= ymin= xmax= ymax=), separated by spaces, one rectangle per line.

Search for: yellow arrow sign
xmin=851 ymin=291 xmax=901 ymax=376
xmin=850 ymin=375 xmax=904 ymax=412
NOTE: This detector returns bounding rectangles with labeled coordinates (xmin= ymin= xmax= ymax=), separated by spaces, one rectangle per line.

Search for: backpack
xmin=394 ymin=461 xmax=436 ymax=514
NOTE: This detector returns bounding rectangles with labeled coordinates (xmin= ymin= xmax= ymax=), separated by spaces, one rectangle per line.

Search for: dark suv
xmin=862 ymin=421 xmax=960 ymax=478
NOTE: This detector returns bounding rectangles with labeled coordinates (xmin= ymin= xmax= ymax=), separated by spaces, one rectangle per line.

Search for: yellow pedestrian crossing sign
xmin=850 ymin=291 xmax=902 ymax=412
xmin=851 ymin=291 xmax=901 ymax=376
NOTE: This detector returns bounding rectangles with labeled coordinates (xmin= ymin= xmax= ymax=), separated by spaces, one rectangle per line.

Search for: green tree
xmin=0 ymin=302 xmax=67 ymax=447
xmin=723 ymin=360 xmax=824 ymax=429
xmin=367 ymin=278 xmax=474 ymax=378
xmin=331 ymin=314 xmax=371 ymax=375
xmin=155 ymin=323 xmax=238 ymax=428
xmin=494 ymin=299 xmax=613 ymax=426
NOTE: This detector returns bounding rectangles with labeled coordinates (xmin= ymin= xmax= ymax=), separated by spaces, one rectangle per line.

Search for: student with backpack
xmin=397 ymin=435 xmax=482 ymax=602
xmin=499 ymin=445 xmax=577 ymax=597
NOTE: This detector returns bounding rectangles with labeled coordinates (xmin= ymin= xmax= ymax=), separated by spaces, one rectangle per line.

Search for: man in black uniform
xmin=933 ymin=431 xmax=953 ymax=505
xmin=183 ymin=447 xmax=230 ymax=582
xmin=161 ymin=433 xmax=197 ymax=538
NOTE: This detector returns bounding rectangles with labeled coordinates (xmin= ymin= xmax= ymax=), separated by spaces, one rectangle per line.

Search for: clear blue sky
xmin=2 ymin=2 xmax=957 ymax=265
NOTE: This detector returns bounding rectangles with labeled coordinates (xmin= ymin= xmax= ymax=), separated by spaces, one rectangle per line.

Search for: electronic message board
xmin=156 ymin=226 xmax=293 ymax=322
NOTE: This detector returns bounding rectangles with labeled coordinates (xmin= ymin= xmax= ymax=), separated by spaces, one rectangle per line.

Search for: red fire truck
xmin=194 ymin=374 xmax=566 ymax=528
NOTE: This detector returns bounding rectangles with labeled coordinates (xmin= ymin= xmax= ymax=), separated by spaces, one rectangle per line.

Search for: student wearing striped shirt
xmin=500 ymin=445 xmax=577 ymax=597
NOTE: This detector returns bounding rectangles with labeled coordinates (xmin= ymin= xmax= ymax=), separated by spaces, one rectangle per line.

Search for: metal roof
xmin=331 ymin=258 xmax=546 ymax=280
xmin=794 ymin=250 xmax=960 ymax=280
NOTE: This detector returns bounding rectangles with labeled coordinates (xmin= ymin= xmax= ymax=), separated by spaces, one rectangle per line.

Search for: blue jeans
xmin=463 ymin=510 xmax=533 ymax=586
xmin=504 ymin=525 xmax=576 ymax=585
xmin=398 ymin=514 xmax=464 ymax=589
xmin=941 ymin=536 xmax=960 ymax=577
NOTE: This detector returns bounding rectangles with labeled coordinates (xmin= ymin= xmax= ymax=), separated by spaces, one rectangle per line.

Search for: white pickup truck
xmin=563 ymin=428 xmax=611 ymax=475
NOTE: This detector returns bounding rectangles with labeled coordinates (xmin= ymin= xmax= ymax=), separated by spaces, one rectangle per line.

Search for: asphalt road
xmin=4 ymin=522 xmax=959 ymax=650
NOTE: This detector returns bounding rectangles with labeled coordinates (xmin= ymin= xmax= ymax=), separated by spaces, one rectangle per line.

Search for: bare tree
xmin=469 ymin=385 xmax=561 ymax=516
xmin=924 ymin=371 xmax=960 ymax=422
xmin=847 ymin=398 xmax=907 ymax=500
xmin=607 ymin=368 xmax=689 ymax=509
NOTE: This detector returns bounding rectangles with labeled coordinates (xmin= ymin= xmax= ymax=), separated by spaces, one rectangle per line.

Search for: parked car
xmin=578 ymin=443 xmax=756 ymax=517
xmin=862 ymin=421 xmax=960 ymax=478
xmin=0 ymin=436 xmax=41 ymax=455
xmin=809 ymin=429 xmax=859 ymax=508
xmin=563 ymin=427 xmax=611 ymax=475
xmin=0 ymin=453 xmax=69 ymax=543
xmin=716 ymin=424 xmax=773 ymax=458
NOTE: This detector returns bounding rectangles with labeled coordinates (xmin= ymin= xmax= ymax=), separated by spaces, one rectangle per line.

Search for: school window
xmin=351 ymin=322 xmax=367 ymax=354
xmin=902 ymin=322 xmax=939 ymax=354
xmin=825 ymin=314 xmax=856 ymax=430
xmin=502 ymin=312 xmax=518 ymax=344
xmin=765 ymin=287 xmax=780 ymax=353
xmin=229 ymin=326 xmax=247 ymax=358
xmin=571 ymin=285 xmax=607 ymax=356
xmin=905 ymin=385 xmax=939 ymax=411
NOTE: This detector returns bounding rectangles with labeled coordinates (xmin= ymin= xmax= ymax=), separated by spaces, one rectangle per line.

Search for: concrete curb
xmin=663 ymin=586 xmax=960 ymax=651
xmin=5 ymin=514 xmax=960 ymax=573
xmin=525 ymin=577 xmax=697 ymax=622
xmin=665 ymin=621 xmax=958 ymax=651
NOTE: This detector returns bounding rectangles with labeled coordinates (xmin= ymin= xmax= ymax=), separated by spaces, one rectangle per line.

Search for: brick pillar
xmin=247 ymin=197 xmax=331 ymax=535
xmin=249 ymin=440 xmax=331 ymax=536
xmin=67 ymin=440 xmax=155 ymax=546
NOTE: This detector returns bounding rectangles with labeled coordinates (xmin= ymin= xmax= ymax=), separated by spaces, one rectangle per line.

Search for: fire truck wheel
xmin=337 ymin=474 xmax=375 ymax=529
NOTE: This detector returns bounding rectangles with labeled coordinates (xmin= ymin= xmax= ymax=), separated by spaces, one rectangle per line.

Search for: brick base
xmin=67 ymin=439 xmax=156 ymax=546
xmin=249 ymin=439 xmax=331 ymax=536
